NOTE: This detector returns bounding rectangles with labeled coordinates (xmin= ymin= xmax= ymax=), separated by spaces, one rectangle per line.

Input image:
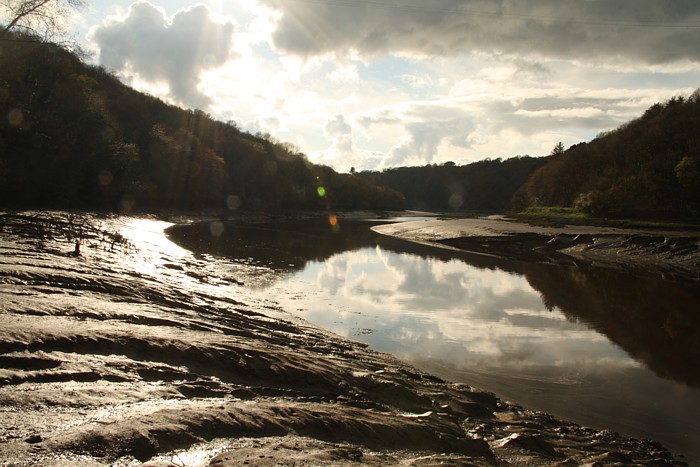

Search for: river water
xmin=166 ymin=217 xmax=700 ymax=463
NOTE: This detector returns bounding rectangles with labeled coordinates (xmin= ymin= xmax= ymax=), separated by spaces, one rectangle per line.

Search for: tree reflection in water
xmin=523 ymin=263 xmax=700 ymax=388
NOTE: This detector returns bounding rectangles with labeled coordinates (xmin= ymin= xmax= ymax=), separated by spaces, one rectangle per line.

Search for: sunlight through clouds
xmin=81 ymin=0 xmax=700 ymax=171
xmin=90 ymin=1 xmax=236 ymax=108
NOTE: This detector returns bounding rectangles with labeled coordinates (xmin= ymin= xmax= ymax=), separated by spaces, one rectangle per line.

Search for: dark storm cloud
xmin=92 ymin=1 xmax=235 ymax=108
xmin=260 ymin=0 xmax=700 ymax=63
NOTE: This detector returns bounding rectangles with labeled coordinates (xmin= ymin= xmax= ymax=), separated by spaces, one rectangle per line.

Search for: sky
xmin=64 ymin=0 xmax=700 ymax=171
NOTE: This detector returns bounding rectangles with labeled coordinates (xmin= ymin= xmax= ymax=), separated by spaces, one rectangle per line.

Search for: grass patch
xmin=512 ymin=206 xmax=700 ymax=231
xmin=520 ymin=206 xmax=589 ymax=219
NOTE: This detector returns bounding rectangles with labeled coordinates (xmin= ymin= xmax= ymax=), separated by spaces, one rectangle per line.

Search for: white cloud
xmin=91 ymin=1 xmax=236 ymax=109
xmin=328 ymin=62 xmax=360 ymax=82
xmin=80 ymin=1 xmax=700 ymax=171
xmin=315 ymin=115 xmax=385 ymax=171
xmin=515 ymin=107 xmax=605 ymax=119
xmin=382 ymin=118 xmax=476 ymax=168
xmin=399 ymin=73 xmax=435 ymax=89
xmin=324 ymin=115 xmax=351 ymax=144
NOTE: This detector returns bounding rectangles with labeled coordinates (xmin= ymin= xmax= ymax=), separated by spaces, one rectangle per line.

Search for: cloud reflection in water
xmin=167 ymin=218 xmax=700 ymax=461
xmin=263 ymin=246 xmax=630 ymax=372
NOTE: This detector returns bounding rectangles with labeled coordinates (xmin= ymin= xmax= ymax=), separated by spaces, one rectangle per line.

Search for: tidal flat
xmin=0 ymin=212 xmax=694 ymax=465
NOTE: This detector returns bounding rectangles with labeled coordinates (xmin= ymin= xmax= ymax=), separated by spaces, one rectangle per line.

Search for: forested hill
xmin=4 ymin=35 xmax=698 ymax=218
xmin=359 ymin=156 xmax=549 ymax=213
xmin=513 ymin=91 xmax=700 ymax=218
xmin=0 ymin=35 xmax=405 ymax=212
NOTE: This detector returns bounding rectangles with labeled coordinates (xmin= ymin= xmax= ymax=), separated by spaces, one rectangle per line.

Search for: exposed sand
xmin=0 ymin=212 xmax=689 ymax=465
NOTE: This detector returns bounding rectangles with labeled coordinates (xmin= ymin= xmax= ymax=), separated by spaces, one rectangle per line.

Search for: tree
xmin=0 ymin=0 xmax=86 ymax=44
xmin=675 ymin=154 xmax=700 ymax=211
xmin=550 ymin=141 xmax=565 ymax=156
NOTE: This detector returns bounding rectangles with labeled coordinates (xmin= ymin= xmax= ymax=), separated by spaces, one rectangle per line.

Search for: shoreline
xmin=372 ymin=217 xmax=700 ymax=283
xmin=0 ymin=212 xmax=692 ymax=465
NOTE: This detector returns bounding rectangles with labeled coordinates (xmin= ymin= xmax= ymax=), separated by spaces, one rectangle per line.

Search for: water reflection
xmin=168 ymin=218 xmax=700 ymax=461
xmin=523 ymin=264 xmax=700 ymax=388
xmin=272 ymin=247 xmax=628 ymax=371
xmin=168 ymin=218 xmax=700 ymax=387
xmin=167 ymin=219 xmax=387 ymax=274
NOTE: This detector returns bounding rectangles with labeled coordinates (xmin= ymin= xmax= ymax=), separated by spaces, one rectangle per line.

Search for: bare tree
xmin=0 ymin=0 xmax=86 ymax=44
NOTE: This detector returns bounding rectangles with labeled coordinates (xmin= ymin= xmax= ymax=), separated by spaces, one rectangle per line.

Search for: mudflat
xmin=0 ymin=212 xmax=690 ymax=465
xmin=373 ymin=217 xmax=700 ymax=283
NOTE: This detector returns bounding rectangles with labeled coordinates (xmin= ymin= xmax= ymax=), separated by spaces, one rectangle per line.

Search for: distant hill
xmin=0 ymin=34 xmax=405 ymax=212
xmin=513 ymin=91 xmax=700 ymax=218
xmin=360 ymin=157 xmax=549 ymax=213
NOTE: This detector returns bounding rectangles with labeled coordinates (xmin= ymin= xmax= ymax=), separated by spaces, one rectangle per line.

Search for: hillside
xmin=360 ymin=156 xmax=549 ymax=213
xmin=4 ymin=34 xmax=698 ymax=220
xmin=0 ymin=34 xmax=404 ymax=212
xmin=513 ymin=91 xmax=700 ymax=219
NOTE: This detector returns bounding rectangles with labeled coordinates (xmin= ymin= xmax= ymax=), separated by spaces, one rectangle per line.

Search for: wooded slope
xmin=0 ymin=35 xmax=405 ymax=212
xmin=360 ymin=157 xmax=548 ymax=213
xmin=513 ymin=91 xmax=700 ymax=218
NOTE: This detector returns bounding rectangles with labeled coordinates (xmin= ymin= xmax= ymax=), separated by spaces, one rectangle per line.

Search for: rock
xmin=492 ymin=433 xmax=561 ymax=459
xmin=24 ymin=434 xmax=42 ymax=444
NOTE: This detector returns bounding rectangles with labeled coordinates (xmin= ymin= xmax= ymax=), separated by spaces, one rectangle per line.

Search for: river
xmin=166 ymin=216 xmax=700 ymax=464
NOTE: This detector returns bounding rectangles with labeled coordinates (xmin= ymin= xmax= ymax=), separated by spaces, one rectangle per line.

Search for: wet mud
xmin=373 ymin=217 xmax=700 ymax=283
xmin=0 ymin=212 xmax=690 ymax=465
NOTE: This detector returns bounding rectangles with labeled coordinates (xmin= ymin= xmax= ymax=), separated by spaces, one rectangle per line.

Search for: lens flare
xmin=209 ymin=221 xmax=225 ymax=237
xmin=119 ymin=195 xmax=135 ymax=213
xmin=328 ymin=214 xmax=340 ymax=233
xmin=226 ymin=194 xmax=241 ymax=210
xmin=448 ymin=193 xmax=463 ymax=210
xmin=99 ymin=170 xmax=113 ymax=186
xmin=7 ymin=108 xmax=23 ymax=127
xmin=317 ymin=186 xmax=327 ymax=197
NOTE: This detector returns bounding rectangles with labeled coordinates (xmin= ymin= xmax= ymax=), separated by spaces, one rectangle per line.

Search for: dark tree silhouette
xmin=0 ymin=35 xmax=405 ymax=212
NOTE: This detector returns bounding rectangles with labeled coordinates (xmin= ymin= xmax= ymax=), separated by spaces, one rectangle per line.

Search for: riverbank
xmin=372 ymin=217 xmax=700 ymax=283
xmin=0 ymin=212 xmax=689 ymax=465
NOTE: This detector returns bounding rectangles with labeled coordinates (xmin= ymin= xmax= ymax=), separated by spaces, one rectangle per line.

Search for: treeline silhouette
xmin=2 ymin=33 xmax=699 ymax=219
xmin=0 ymin=34 xmax=404 ymax=212
xmin=358 ymin=157 xmax=548 ymax=212
xmin=513 ymin=90 xmax=700 ymax=218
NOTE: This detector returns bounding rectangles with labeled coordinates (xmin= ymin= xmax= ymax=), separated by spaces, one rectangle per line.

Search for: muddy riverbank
xmin=0 ymin=212 xmax=691 ymax=465
xmin=372 ymin=217 xmax=700 ymax=283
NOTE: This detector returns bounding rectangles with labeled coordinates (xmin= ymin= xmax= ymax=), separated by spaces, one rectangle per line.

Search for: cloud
xmin=382 ymin=122 xmax=451 ymax=167
xmin=316 ymin=115 xmax=385 ymax=171
xmin=477 ymin=87 xmax=689 ymax=137
xmin=260 ymin=0 xmax=700 ymax=64
xmin=399 ymin=74 xmax=435 ymax=89
xmin=91 ymin=1 xmax=235 ymax=109
xmin=321 ymin=69 xmax=695 ymax=169
xmin=354 ymin=101 xmax=476 ymax=167
xmin=324 ymin=114 xmax=353 ymax=152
